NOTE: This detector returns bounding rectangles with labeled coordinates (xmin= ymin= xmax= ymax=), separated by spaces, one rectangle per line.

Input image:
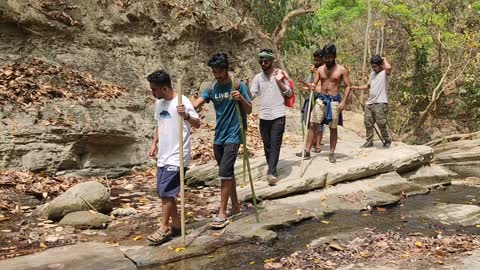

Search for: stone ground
xmin=1 ymin=127 xmax=480 ymax=270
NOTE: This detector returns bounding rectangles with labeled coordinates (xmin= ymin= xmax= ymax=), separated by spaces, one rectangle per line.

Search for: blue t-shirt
xmin=201 ymin=81 xmax=251 ymax=145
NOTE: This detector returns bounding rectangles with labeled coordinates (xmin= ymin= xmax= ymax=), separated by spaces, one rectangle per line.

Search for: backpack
xmin=205 ymin=78 xmax=248 ymax=129
xmin=281 ymin=70 xmax=296 ymax=108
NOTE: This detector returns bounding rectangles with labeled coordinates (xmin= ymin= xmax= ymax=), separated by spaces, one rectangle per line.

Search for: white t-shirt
xmin=154 ymin=95 xmax=199 ymax=167
xmin=367 ymin=70 xmax=389 ymax=104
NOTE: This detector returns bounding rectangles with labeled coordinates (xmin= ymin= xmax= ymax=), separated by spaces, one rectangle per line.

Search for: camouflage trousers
xmin=364 ymin=103 xmax=390 ymax=143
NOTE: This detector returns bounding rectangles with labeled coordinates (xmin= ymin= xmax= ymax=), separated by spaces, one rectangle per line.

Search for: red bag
xmin=282 ymin=71 xmax=295 ymax=108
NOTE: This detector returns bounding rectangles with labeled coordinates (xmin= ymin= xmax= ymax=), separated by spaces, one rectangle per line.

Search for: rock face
xmin=0 ymin=242 xmax=137 ymax=270
xmin=432 ymin=138 xmax=480 ymax=177
xmin=0 ymin=0 xmax=271 ymax=176
xmin=47 ymin=181 xmax=111 ymax=221
xmin=59 ymin=211 xmax=113 ymax=229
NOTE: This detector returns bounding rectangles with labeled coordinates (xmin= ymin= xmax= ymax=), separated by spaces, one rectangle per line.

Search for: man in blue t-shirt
xmin=193 ymin=53 xmax=252 ymax=229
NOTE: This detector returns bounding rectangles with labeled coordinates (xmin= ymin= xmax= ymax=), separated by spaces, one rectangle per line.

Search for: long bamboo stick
xmin=177 ymin=78 xmax=186 ymax=244
xmin=300 ymin=90 xmax=314 ymax=177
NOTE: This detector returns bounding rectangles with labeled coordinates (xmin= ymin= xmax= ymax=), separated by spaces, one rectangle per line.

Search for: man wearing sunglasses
xmin=250 ymin=49 xmax=293 ymax=186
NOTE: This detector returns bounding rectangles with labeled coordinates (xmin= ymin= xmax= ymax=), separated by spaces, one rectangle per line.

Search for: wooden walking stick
xmin=300 ymin=89 xmax=314 ymax=177
xmin=233 ymin=79 xmax=259 ymax=223
xmin=177 ymin=78 xmax=186 ymax=244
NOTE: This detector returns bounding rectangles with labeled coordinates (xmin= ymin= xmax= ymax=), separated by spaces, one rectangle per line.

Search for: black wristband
xmin=184 ymin=113 xmax=190 ymax=120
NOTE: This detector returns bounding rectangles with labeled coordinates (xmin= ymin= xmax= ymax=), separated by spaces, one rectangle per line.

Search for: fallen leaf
xmin=40 ymin=242 xmax=48 ymax=248
xmin=321 ymin=220 xmax=329 ymax=224
xmin=377 ymin=207 xmax=387 ymax=212
xmin=249 ymin=261 xmax=255 ymax=265
xmin=415 ymin=241 xmax=423 ymax=247
xmin=175 ymin=247 xmax=185 ymax=252
xmin=476 ymin=224 xmax=480 ymax=228
xmin=296 ymin=208 xmax=302 ymax=216
xmin=133 ymin=235 xmax=144 ymax=241
xmin=329 ymin=243 xmax=344 ymax=251
xmin=264 ymin=258 xmax=275 ymax=263
xmin=0 ymin=217 xmax=10 ymax=222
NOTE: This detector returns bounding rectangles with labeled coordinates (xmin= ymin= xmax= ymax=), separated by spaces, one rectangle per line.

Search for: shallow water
xmin=148 ymin=184 xmax=480 ymax=270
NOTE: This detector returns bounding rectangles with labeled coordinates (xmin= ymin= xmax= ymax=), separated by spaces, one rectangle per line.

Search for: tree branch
xmin=272 ymin=7 xmax=316 ymax=47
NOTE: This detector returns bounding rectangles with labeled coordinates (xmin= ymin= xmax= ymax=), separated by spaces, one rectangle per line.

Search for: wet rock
xmin=47 ymin=181 xmax=112 ymax=221
xmin=416 ymin=203 xmax=480 ymax=226
xmin=0 ymin=242 xmax=137 ymax=270
xmin=111 ymin=207 xmax=137 ymax=216
xmin=59 ymin=211 xmax=112 ymax=229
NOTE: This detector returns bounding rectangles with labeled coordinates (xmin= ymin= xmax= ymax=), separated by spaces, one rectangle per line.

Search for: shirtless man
xmin=297 ymin=44 xmax=352 ymax=163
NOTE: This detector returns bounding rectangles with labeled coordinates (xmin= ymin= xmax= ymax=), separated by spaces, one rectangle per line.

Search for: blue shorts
xmin=156 ymin=165 xmax=184 ymax=198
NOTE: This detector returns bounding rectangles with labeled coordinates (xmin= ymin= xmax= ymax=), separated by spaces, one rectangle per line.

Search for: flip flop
xmin=210 ymin=216 xmax=230 ymax=229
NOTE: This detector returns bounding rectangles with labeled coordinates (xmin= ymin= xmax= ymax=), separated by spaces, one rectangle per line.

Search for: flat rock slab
xmin=416 ymin=203 xmax=480 ymax=226
xmin=122 ymin=229 xmax=243 ymax=267
xmin=0 ymin=242 xmax=137 ymax=270
xmin=402 ymin=164 xmax=454 ymax=188
xmin=229 ymin=127 xmax=433 ymax=201
xmin=59 ymin=211 xmax=112 ymax=229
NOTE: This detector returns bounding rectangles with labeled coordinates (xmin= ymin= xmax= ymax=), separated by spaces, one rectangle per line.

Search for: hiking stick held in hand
xmin=177 ymin=78 xmax=186 ymax=244
xmin=300 ymin=90 xmax=314 ymax=177
xmin=233 ymin=80 xmax=259 ymax=223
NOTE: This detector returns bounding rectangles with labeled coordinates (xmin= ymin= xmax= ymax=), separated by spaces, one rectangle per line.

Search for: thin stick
xmin=233 ymin=79 xmax=259 ymax=223
xmin=79 ymin=195 xmax=99 ymax=213
xmin=177 ymin=78 xmax=186 ymax=244
xmin=300 ymin=90 xmax=314 ymax=177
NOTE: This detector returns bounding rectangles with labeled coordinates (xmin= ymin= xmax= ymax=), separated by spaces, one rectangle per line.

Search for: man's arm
xmin=352 ymin=84 xmax=370 ymax=91
xmin=232 ymin=84 xmax=252 ymax=114
xmin=275 ymin=70 xmax=292 ymax=97
xmin=383 ymin=58 xmax=392 ymax=76
xmin=338 ymin=67 xmax=352 ymax=111
xmin=177 ymin=103 xmax=201 ymax=128
xmin=148 ymin=126 xmax=158 ymax=159
xmin=314 ymin=69 xmax=322 ymax=93
xmin=192 ymin=97 xmax=206 ymax=110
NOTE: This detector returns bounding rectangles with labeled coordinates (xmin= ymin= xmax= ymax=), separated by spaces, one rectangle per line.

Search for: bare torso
xmin=314 ymin=63 xmax=351 ymax=97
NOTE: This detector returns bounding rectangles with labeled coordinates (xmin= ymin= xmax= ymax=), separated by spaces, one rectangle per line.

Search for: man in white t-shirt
xmin=352 ymin=55 xmax=392 ymax=148
xmin=146 ymin=70 xmax=200 ymax=245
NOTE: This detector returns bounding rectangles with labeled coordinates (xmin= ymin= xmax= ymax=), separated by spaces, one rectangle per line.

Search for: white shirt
xmin=154 ymin=95 xmax=199 ymax=167
xmin=367 ymin=70 xmax=389 ymax=104
xmin=250 ymin=71 xmax=291 ymax=120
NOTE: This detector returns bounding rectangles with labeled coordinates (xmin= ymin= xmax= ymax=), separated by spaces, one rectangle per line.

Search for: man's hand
xmin=148 ymin=144 xmax=157 ymax=159
xmin=308 ymin=64 xmax=316 ymax=73
xmin=274 ymin=69 xmax=285 ymax=82
xmin=177 ymin=104 xmax=189 ymax=120
xmin=338 ymin=101 xmax=347 ymax=111
xmin=232 ymin=90 xmax=243 ymax=101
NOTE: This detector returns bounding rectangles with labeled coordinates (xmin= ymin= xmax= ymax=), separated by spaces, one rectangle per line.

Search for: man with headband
xmin=250 ymin=48 xmax=293 ymax=186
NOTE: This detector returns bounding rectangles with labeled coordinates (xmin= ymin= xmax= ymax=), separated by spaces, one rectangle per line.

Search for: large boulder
xmin=47 ymin=181 xmax=111 ymax=221
xmin=59 ymin=211 xmax=112 ymax=229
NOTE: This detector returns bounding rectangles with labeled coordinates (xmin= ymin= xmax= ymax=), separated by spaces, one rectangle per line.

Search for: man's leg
xmin=259 ymin=119 xmax=273 ymax=166
xmin=297 ymin=99 xmax=324 ymax=158
xmin=268 ymin=116 xmax=285 ymax=176
xmin=374 ymin=103 xmax=391 ymax=147
xmin=314 ymin=124 xmax=324 ymax=152
xmin=213 ymin=144 xmax=229 ymax=220
xmin=219 ymin=144 xmax=240 ymax=219
xmin=363 ymin=104 xmax=375 ymax=147
xmin=162 ymin=197 xmax=180 ymax=230
xmin=328 ymin=102 xmax=340 ymax=163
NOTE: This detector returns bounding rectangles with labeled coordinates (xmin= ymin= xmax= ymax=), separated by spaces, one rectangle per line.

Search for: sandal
xmin=147 ymin=228 xmax=172 ymax=245
xmin=210 ymin=216 xmax=230 ymax=229
xmin=312 ymin=148 xmax=322 ymax=153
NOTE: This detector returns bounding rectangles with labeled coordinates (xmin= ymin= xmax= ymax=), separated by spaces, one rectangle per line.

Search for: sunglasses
xmin=258 ymin=59 xmax=272 ymax=64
